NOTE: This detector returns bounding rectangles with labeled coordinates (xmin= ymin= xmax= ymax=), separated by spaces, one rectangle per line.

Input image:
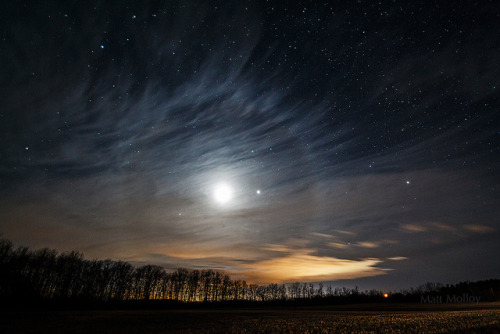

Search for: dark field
xmin=1 ymin=303 xmax=499 ymax=333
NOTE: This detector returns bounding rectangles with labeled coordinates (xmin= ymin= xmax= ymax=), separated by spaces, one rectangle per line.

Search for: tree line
xmin=1 ymin=239 xmax=498 ymax=307
xmin=0 ymin=239 xmax=361 ymax=303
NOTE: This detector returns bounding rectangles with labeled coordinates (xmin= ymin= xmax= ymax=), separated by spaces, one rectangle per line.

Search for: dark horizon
xmin=1 ymin=1 xmax=499 ymax=291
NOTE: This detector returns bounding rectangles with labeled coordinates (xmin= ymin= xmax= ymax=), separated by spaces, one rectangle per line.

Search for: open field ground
xmin=1 ymin=303 xmax=499 ymax=333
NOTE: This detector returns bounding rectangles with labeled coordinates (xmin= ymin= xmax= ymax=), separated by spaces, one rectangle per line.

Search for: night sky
xmin=1 ymin=1 xmax=498 ymax=289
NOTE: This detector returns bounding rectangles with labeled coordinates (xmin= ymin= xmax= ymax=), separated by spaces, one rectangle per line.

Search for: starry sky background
xmin=1 ymin=0 xmax=498 ymax=289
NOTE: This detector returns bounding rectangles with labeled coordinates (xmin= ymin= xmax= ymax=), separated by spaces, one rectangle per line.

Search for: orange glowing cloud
xmin=157 ymin=241 xmax=392 ymax=283
xmin=401 ymin=224 xmax=427 ymax=232
xmin=237 ymin=248 xmax=388 ymax=283
xmin=356 ymin=241 xmax=379 ymax=248
xmin=328 ymin=242 xmax=349 ymax=249
xmin=463 ymin=224 xmax=494 ymax=233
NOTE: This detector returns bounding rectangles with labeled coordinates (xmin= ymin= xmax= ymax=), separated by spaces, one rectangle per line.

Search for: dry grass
xmin=1 ymin=304 xmax=499 ymax=333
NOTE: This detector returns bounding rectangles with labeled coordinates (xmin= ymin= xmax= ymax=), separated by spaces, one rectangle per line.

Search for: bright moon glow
xmin=214 ymin=183 xmax=233 ymax=204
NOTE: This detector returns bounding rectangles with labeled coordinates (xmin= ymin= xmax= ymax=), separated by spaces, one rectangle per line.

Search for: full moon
xmin=214 ymin=183 xmax=233 ymax=204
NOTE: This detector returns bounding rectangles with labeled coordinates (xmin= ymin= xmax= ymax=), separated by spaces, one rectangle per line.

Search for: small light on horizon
xmin=383 ymin=293 xmax=389 ymax=298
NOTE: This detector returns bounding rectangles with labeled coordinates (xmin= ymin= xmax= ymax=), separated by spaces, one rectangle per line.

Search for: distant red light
xmin=383 ymin=293 xmax=389 ymax=298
